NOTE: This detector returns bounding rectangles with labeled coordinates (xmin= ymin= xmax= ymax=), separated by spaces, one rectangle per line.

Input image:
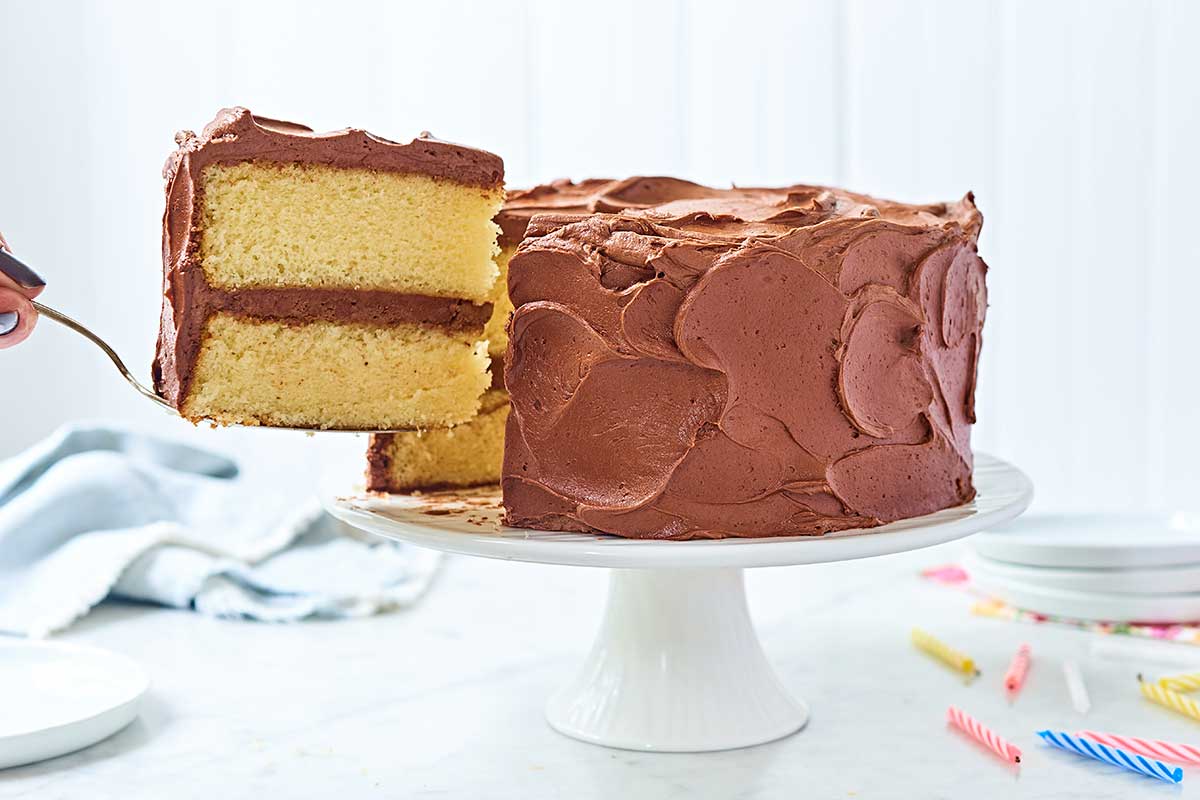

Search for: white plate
xmin=0 ymin=640 xmax=149 ymax=770
xmin=971 ymin=512 xmax=1200 ymax=569
xmin=322 ymin=453 xmax=1033 ymax=570
xmin=964 ymin=550 xmax=1200 ymax=595
xmin=971 ymin=571 xmax=1200 ymax=623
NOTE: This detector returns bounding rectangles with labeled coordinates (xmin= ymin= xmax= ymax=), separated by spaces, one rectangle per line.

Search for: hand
xmin=0 ymin=232 xmax=45 ymax=349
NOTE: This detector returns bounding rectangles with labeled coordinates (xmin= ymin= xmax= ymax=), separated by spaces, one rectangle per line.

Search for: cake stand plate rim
xmin=321 ymin=452 xmax=1032 ymax=569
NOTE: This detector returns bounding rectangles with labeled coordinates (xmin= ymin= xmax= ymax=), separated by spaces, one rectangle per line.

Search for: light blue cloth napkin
xmin=0 ymin=424 xmax=440 ymax=637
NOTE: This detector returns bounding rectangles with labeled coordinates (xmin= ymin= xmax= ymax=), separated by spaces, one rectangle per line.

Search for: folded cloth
xmin=0 ymin=424 xmax=440 ymax=637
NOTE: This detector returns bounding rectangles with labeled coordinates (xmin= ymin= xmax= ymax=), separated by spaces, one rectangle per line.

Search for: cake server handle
xmin=31 ymin=300 xmax=175 ymax=412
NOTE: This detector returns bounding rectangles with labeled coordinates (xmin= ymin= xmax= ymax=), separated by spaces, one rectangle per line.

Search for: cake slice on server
xmin=153 ymin=107 xmax=504 ymax=430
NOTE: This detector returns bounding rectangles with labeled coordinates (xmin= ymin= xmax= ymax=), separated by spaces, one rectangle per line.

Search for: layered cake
xmin=367 ymin=179 xmax=621 ymax=491
xmin=502 ymin=179 xmax=988 ymax=539
xmin=153 ymin=108 xmax=504 ymax=430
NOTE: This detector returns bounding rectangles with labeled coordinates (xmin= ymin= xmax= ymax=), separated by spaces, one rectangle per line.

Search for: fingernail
xmin=0 ymin=249 xmax=45 ymax=289
xmin=0 ymin=311 xmax=18 ymax=336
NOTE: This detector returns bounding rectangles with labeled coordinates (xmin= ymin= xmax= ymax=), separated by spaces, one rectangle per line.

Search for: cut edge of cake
xmin=366 ymin=387 xmax=510 ymax=492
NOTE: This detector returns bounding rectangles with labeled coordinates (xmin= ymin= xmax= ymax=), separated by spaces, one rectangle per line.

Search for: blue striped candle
xmin=1037 ymin=730 xmax=1183 ymax=784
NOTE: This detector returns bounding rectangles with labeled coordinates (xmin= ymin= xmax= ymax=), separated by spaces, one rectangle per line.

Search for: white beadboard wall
xmin=0 ymin=0 xmax=1196 ymax=513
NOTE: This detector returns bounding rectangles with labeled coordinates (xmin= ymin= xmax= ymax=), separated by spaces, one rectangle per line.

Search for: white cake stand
xmin=323 ymin=453 xmax=1031 ymax=752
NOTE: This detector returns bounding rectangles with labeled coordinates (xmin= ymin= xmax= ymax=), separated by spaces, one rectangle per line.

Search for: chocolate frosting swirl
xmin=497 ymin=179 xmax=616 ymax=248
xmin=502 ymin=179 xmax=987 ymax=539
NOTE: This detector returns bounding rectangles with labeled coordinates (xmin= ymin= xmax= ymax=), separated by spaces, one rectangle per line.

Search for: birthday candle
xmin=1079 ymin=730 xmax=1200 ymax=766
xmin=1004 ymin=643 xmax=1032 ymax=695
xmin=947 ymin=706 xmax=1021 ymax=764
xmin=1038 ymin=730 xmax=1182 ymax=783
xmin=1140 ymin=679 xmax=1200 ymax=723
xmin=912 ymin=628 xmax=979 ymax=678
xmin=1157 ymin=672 xmax=1200 ymax=692
xmin=1062 ymin=660 xmax=1090 ymax=714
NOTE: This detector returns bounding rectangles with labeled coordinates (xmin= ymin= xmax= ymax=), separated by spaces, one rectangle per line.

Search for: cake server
xmin=30 ymin=300 xmax=175 ymax=413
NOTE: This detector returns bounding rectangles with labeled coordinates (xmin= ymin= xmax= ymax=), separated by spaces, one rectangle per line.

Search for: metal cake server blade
xmin=33 ymin=300 xmax=174 ymax=412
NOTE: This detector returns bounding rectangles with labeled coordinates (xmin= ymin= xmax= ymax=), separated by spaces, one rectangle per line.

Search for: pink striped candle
xmin=1004 ymin=643 xmax=1032 ymax=695
xmin=947 ymin=706 xmax=1022 ymax=764
xmin=1079 ymin=731 xmax=1200 ymax=766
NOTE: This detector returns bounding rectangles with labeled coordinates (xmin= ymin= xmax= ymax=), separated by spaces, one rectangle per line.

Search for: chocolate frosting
xmin=502 ymin=179 xmax=987 ymax=539
xmin=497 ymin=179 xmax=616 ymax=248
xmin=153 ymin=108 xmax=502 ymax=410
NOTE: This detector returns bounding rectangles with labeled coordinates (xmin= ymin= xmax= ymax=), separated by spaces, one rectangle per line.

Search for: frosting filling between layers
xmin=502 ymin=181 xmax=987 ymax=539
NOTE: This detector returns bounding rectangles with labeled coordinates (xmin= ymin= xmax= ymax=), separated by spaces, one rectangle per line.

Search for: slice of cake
xmin=153 ymin=107 xmax=504 ymax=430
xmin=503 ymin=180 xmax=988 ymax=539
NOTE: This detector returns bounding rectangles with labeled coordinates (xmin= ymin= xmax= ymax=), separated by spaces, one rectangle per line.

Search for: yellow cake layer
xmin=200 ymin=163 xmax=503 ymax=302
xmin=183 ymin=314 xmax=490 ymax=429
xmin=483 ymin=245 xmax=516 ymax=359
xmin=368 ymin=390 xmax=510 ymax=491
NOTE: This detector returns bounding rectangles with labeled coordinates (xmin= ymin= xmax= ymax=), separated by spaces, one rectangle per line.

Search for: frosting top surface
xmin=497 ymin=178 xmax=615 ymax=247
xmin=498 ymin=176 xmax=979 ymax=249
xmin=502 ymin=180 xmax=987 ymax=539
xmin=164 ymin=107 xmax=503 ymax=189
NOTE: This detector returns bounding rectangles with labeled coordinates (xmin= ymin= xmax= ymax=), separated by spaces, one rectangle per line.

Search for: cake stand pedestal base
xmin=546 ymin=567 xmax=807 ymax=752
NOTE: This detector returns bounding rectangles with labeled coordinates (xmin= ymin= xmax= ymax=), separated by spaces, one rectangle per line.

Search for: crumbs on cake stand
xmin=406 ymin=485 xmax=504 ymax=524
xmin=341 ymin=484 xmax=506 ymax=531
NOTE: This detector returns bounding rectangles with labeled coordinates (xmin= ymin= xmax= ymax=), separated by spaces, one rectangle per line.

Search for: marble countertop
xmin=3 ymin=540 xmax=1199 ymax=799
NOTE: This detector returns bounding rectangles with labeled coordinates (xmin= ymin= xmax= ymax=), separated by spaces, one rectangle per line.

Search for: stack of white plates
xmin=968 ymin=513 xmax=1200 ymax=623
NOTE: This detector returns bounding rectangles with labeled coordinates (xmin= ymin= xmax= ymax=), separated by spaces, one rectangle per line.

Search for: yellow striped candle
xmin=1157 ymin=672 xmax=1200 ymax=692
xmin=1140 ymin=679 xmax=1200 ymax=723
xmin=912 ymin=627 xmax=979 ymax=678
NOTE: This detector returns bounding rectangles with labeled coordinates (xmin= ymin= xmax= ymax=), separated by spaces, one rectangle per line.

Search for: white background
xmin=1 ymin=0 xmax=1197 ymax=513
